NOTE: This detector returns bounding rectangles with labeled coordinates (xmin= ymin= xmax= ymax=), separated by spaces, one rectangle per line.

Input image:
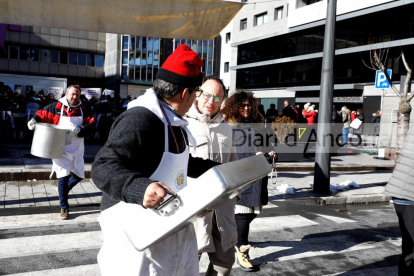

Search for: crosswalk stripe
xmin=246 ymin=236 xmax=399 ymax=263
xmin=315 ymin=214 xmax=358 ymax=224
xmin=250 ymin=215 xmax=318 ymax=232
xmin=0 ymin=231 xmax=102 ymax=259
xmin=5 ymin=264 xmax=101 ymax=276
xmin=0 ymin=210 xmax=100 ymax=230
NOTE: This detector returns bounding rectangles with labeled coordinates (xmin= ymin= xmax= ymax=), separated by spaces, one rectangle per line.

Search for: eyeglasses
xmin=191 ymin=88 xmax=203 ymax=97
xmin=240 ymin=103 xmax=252 ymax=109
xmin=197 ymin=90 xmax=223 ymax=103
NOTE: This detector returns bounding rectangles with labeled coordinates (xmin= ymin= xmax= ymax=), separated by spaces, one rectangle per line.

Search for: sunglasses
xmin=240 ymin=103 xmax=252 ymax=109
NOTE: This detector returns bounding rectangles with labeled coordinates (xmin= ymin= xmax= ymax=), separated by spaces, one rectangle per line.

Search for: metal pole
xmin=313 ymin=0 xmax=337 ymax=194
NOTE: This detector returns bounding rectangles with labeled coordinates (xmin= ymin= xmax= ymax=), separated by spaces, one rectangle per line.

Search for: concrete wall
xmin=287 ymin=0 xmax=395 ymax=28
xmin=231 ymin=0 xmax=288 ymax=44
xmin=218 ymin=21 xmax=233 ymax=91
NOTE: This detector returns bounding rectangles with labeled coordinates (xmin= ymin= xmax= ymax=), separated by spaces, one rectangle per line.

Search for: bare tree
xmin=364 ymin=48 xmax=412 ymax=159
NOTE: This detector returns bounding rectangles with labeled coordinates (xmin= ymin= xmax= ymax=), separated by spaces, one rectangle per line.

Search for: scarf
xmin=127 ymin=88 xmax=197 ymax=150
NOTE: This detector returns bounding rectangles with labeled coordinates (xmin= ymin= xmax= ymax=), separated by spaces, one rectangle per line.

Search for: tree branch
xmin=401 ymin=51 xmax=412 ymax=99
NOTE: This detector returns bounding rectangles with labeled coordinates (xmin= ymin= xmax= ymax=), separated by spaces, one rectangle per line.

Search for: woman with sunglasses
xmin=221 ymin=91 xmax=275 ymax=272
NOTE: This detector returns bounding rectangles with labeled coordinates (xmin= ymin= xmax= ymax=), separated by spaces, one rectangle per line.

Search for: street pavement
xmin=0 ymin=198 xmax=401 ymax=275
xmin=0 ymin=138 xmax=402 ymax=275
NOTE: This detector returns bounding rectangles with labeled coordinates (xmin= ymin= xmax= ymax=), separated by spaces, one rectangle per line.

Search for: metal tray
xmin=99 ymin=154 xmax=271 ymax=251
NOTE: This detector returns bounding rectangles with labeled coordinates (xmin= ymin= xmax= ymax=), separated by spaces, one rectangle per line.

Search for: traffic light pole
xmin=313 ymin=0 xmax=337 ymax=194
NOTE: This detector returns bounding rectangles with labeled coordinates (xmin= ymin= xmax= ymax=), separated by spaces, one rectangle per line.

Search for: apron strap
xmin=158 ymin=101 xmax=182 ymax=153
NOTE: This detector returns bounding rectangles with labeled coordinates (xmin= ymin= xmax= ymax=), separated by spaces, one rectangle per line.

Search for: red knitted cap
xmin=156 ymin=44 xmax=203 ymax=88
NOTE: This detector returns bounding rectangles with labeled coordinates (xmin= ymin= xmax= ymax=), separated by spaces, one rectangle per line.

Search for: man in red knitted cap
xmin=92 ymin=45 xmax=219 ymax=275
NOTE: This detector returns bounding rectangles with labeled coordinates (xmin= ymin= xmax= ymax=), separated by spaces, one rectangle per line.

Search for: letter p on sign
xmin=375 ymin=70 xmax=392 ymax=89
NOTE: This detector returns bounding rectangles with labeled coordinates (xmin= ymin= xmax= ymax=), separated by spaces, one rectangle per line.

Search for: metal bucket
xmin=31 ymin=123 xmax=67 ymax=159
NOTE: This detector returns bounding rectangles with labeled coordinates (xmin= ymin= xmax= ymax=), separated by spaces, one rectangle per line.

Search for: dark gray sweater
xmin=92 ymin=106 xmax=218 ymax=211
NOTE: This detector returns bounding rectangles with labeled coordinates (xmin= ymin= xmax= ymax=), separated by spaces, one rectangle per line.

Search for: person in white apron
xmin=28 ymin=85 xmax=96 ymax=219
xmin=92 ymin=45 xmax=219 ymax=275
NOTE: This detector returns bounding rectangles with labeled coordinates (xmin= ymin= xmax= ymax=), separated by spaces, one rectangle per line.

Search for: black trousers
xmin=394 ymin=203 xmax=414 ymax=276
xmin=235 ymin=213 xmax=257 ymax=248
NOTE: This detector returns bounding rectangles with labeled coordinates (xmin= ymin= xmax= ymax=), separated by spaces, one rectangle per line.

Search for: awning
xmin=0 ymin=0 xmax=243 ymax=40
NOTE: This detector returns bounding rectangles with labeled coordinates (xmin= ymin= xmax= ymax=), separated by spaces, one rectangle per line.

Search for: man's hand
xmin=143 ymin=182 xmax=172 ymax=209
xmin=27 ymin=118 xmax=37 ymax=130
xmin=268 ymin=151 xmax=277 ymax=159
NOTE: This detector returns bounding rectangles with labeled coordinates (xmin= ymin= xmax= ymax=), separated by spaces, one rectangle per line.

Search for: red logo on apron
xmin=175 ymin=170 xmax=184 ymax=189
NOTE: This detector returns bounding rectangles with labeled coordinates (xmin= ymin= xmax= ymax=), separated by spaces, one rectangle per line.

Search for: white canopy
xmin=0 ymin=0 xmax=243 ymax=40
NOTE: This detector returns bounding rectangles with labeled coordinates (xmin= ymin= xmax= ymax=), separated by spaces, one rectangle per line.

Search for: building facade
xmin=222 ymin=0 xmax=414 ymax=144
xmin=0 ymin=24 xmax=106 ymax=90
xmin=105 ymin=35 xmax=220 ymax=99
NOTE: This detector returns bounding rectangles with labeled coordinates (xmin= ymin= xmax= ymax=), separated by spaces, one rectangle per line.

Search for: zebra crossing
xmin=0 ymin=190 xmax=401 ymax=275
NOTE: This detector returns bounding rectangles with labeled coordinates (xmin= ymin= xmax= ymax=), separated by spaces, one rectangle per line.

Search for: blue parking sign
xmin=375 ymin=70 xmax=392 ymax=88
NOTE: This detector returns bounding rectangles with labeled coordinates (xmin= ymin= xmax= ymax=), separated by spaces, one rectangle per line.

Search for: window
xmin=78 ymin=53 xmax=86 ymax=66
xmin=59 ymin=51 xmax=68 ymax=64
xmin=254 ymin=12 xmax=267 ymax=26
xmin=122 ymin=65 xmax=128 ymax=79
xmin=20 ymin=47 xmax=29 ymax=60
xmin=30 ymin=49 xmax=39 ymax=61
xmin=40 ymin=49 xmax=50 ymax=63
xmin=240 ymin=19 xmax=247 ymax=30
xmin=50 ymin=50 xmax=59 ymax=63
xmin=297 ymin=0 xmax=322 ymax=9
xmin=122 ymin=50 xmax=128 ymax=65
xmin=275 ymin=7 xmax=283 ymax=20
xmin=0 ymin=46 xmax=7 ymax=59
xmin=40 ymin=49 xmax=59 ymax=63
xmin=224 ymin=62 xmax=229 ymax=73
xmin=20 ymin=47 xmax=39 ymax=61
xmin=87 ymin=54 xmax=95 ymax=66
xmin=69 ymin=52 xmax=78 ymax=65
xmin=226 ymin=32 xmax=231 ymax=43
xmin=9 ymin=46 xmax=19 ymax=60
xmin=122 ymin=35 xmax=129 ymax=50
xmin=96 ymin=55 xmax=104 ymax=67
xmin=286 ymin=4 xmax=289 ymax=17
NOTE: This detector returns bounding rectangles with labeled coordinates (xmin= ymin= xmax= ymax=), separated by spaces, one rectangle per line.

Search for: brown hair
xmin=357 ymin=108 xmax=363 ymax=114
xmin=220 ymin=91 xmax=263 ymax=123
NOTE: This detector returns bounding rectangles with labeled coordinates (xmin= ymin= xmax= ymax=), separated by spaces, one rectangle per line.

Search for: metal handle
xmin=155 ymin=189 xmax=181 ymax=216
xmin=271 ymin=156 xmax=277 ymax=185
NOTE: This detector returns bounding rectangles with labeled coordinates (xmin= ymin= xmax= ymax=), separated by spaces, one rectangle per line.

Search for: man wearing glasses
xmin=185 ymin=75 xmax=238 ymax=276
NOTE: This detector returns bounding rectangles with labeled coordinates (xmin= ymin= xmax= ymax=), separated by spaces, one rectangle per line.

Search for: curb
xmin=0 ymin=165 xmax=395 ymax=181
xmin=316 ymin=194 xmax=392 ymax=205
xmin=0 ymin=171 xmax=92 ymax=181
xmin=273 ymin=166 xmax=394 ymax=172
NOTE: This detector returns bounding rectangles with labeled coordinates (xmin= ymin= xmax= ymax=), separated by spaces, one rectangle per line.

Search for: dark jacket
xmin=372 ymin=115 xmax=381 ymax=136
xmin=231 ymin=125 xmax=268 ymax=207
xmin=332 ymin=109 xmax=341 ymax=123
xmin=282 ymin=105 xmax=297 ymax=122
xmin=91 ymin=107 xmax=218 ymax=211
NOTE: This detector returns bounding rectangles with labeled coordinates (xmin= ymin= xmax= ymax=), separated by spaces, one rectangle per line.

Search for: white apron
xmin=98 ymin=92 xmax=198 ymax=276
xmin=51 ymin=101 xmax=85 ymax=179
